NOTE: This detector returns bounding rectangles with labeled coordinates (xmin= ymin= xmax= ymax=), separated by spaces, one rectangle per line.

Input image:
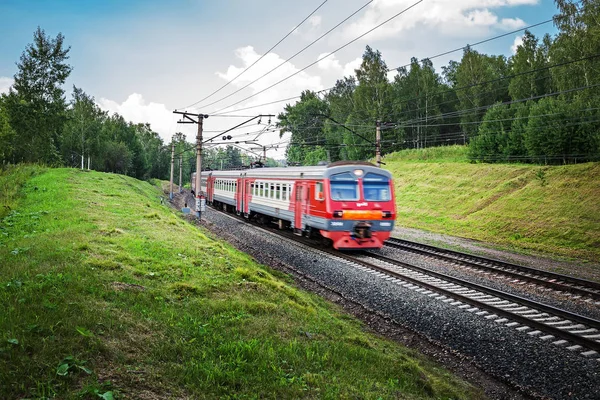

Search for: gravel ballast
xmin=174 ymin=193 xmax=599 ymax=399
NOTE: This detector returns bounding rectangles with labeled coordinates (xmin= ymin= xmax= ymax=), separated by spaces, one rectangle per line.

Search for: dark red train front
xmin=319 ymin=162 xmax=396 ymax=250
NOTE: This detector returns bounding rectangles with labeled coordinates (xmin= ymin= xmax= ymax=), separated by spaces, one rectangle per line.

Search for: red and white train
xmin=192 ymin=161 xmax=396 ymax=250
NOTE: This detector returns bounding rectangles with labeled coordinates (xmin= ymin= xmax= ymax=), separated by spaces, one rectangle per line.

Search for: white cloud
xmin=501 ymin=17 xmax=526 ymax=30
xmin=317 ymin=54 xmax=361 ymax=77
xmin=308 ymin=15 xmax=322 ymax=28
xmin=292 ymin=14 xmax=323 ymax=39
xmin=337 ymin=0 xmax=539 ymax=41
xmin=511 ymin=35 xmax=523 ymax=54
xmin=0 ymin=77 xmax=13 ymax=94
xmin=98 ymin=93 xmax=176 ymax=143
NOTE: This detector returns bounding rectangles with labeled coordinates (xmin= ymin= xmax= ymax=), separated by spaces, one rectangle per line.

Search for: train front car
xmin=321 ymin=162 xmax=396 ymax=250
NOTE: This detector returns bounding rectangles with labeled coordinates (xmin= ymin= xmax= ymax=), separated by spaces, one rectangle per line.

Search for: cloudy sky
xmin=0 ymin=0 xmax=558 ymax=159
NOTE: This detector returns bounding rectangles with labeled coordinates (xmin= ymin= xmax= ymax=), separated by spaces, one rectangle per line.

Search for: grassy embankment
xmin=383 ymin=146 xmax=600 ymax=263
xmin=0 ymin=165 xmax=480 ymax=399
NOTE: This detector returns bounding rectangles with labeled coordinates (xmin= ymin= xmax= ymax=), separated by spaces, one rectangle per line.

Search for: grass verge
xmin=0 ymin=167 xmax=481 ymax=399
xmin=383 ymin=146 xmax=600 ymax=263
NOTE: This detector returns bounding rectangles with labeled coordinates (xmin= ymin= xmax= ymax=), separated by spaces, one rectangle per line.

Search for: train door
xmin=206 ymin=177 xmax=212 ymax=202
xmin=236 ymin=178 xmax=243 ymax=213
xmin=245 ymin=181 xmax=251 ymax=214
xmin=294 ymin=182 xmax=304 ymax=232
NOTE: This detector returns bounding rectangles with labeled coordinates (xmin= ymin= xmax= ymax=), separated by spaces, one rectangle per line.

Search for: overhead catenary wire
xmin=386 ymin=19 xmax=554 ymax=72
xmin=209 ymin=18 xmax=560 ymax=116
xmin=178 ymin=0 xmax=329 ymax=111
xmin=194 ymin=0 xmax=375 ymax=111
xmin=208 ymin=0 xmax=425 ymax=115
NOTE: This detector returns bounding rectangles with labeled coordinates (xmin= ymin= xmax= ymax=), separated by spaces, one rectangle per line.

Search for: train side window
xmin=315 ymin=182 xmax=324 ymax=201
xmin=270 ymin=185 xmax=275 ymax=199
xmin=275 ymin=184 xmax=281 ymax=199
xmin=259 ymin=183 xmax=264 ymax=197
xmin=282 ymin=185 xmax=287 ymax=201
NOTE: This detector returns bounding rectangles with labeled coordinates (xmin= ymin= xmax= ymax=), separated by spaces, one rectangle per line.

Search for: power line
xmin=196 ymin=0 xmax=375 ymax=111
xmin=387 ymin=19 xmax=554 ymax=72
xmin=210 ymin=18 xmax=558 ymax=116
xmin=178 ymin=0 xmax=329 ymax=111
xmin=208 ymin=0 xmax=425 ymax=115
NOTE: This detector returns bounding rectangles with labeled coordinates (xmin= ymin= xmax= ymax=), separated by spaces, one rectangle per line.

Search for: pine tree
xmin=5 ymin=27 xmax=72 ymax=164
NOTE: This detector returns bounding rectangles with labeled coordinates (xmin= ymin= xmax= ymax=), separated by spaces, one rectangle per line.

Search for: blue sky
xmin=0 ymin=0 xmax=560 ymax=157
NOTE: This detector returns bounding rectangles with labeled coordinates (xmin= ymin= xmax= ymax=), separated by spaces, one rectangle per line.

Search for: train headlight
xmin=333 ymin=210 xmax=343 ymax=218
xmin=353 ymin=169 xmax=364 ymax=177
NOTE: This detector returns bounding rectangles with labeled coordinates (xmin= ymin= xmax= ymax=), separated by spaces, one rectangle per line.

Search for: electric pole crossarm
xmin=203 ymin=114 xmax=275 ymax=144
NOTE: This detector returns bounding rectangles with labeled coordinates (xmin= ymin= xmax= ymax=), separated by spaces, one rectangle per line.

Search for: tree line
xmin=278 ymin=0 xmax=600 ymax=165
xmin=0 ymin=27 xmax=265 ymax=179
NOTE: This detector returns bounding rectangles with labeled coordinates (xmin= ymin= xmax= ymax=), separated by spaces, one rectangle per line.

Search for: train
xmin=191 ymin=161 xmax=396 ymax=250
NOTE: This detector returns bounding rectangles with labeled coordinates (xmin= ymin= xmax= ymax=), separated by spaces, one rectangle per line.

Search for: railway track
xmin=206 ymin=206 xmax=600 ymax=360
xmin=385 ymin=237 xmax=600 ymax=302
xmin=324 ymin=249 xmax=600 ymax=359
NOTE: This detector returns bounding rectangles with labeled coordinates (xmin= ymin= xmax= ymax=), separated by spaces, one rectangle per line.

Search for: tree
xmin=469 ymin=103 xmax=513 ymax=162
xmin=0 ymin=95 xmax=15 ymax=164
xmin=508 ymin=31 xmax=550 ymax=101
xmin=324 ymin=77 xmax=356 ymax=161
xmin=455 ymin=47 xmax=508 ymax=143
xmin=278 ymin=90 xmax=329 ymax=165
xmin=344 ymin=46 xmax=396 ymax=160
xmin=392 ymin=58 xmax=441 ymax=149
xmin=4 ymin=27 xmax=72 ymax=164
xmin=61 ymin=86 xmax=106 ymax=168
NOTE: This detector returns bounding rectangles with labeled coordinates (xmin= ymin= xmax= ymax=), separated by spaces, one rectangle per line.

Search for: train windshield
xmin=363 ymin=173 xmax=391 ymax=201
xmin=330 ymin=172 xmax=359 ymax=201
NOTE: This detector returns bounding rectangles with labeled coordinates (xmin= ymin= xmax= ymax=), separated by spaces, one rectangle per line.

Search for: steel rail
xmin=385 ymin=238 xmax=600 ymax=300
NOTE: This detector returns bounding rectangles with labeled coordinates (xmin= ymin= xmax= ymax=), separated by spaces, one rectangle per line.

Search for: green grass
xmin=383 ymin=146 xmax=600 ymax=263
xmin=0 ymin=167 xmax=480 ymax=399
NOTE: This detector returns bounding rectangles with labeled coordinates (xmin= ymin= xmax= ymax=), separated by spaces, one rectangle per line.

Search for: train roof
xmin=196 ymin=162 xmax=392 ymax=180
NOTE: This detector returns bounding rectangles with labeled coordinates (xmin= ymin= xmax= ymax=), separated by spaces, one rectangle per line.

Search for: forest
xmin=0 ymin=0 xmax=598 ymax=179
xmin=278 ymin=0 xmax=600 ymax=165
xmin=0 ymin=27 xmax=261 ymax=180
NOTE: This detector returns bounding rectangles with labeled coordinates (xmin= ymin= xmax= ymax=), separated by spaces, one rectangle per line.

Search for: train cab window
xmin=330 ymin=172 xmax=359 ymax=201
xmin=315 ymin=182 xmax=324 ymax=201
xmin=363 ymin=173 xmax=391 ymax=201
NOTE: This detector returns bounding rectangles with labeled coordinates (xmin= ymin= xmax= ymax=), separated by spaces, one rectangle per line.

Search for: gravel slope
xmin=173 ymin=193 xmax=599 ymax=399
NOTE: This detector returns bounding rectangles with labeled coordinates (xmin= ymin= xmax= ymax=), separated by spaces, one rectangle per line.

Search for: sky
xmin=0 ymin=0 xmax=559 ymax=159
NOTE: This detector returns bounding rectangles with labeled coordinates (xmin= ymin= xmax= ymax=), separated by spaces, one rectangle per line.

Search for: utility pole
xmin=263 ymin=146 xmax=267 ymax=164
xmin=173 ymin=111 xmax=273 ymax=218
xmin=179 ymin=153 xmax=183 ymax=193
xmin=376 ymin=120 xmax=382 ymax=168
xmin=174 ymin=111 xmax=209 ymax=219
xmin=169 ymin=138 xmax=175 ymax=200
xmin=194 ymin=116 xmax=206 ymax=218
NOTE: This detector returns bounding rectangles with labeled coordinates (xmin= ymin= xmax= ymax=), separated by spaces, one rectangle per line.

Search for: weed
xmin=535 ymin=168 xmax=548 ymax=186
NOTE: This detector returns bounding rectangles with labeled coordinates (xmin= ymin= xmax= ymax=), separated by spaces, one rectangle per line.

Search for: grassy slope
xmin=0 ymin=166 xmax=479 ymax=399
xmin=384 ymin=146 xmax=600 ymax=263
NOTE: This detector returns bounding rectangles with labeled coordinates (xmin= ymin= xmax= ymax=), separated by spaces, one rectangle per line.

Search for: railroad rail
xmin=207 ymin=206 xmax=600 ymax=359
xmin=385 ymin=237 xmax=600 ymax=302
xmin=330 ymin=249 xmax=600 ymax=358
